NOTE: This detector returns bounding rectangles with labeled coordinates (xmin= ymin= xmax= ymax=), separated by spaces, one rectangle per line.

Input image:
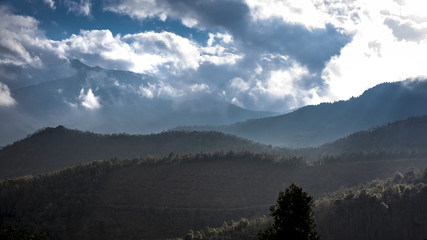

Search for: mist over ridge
xmin=178 ymin=79 xmax=427 ymax=147
xmin=0 ymin=60 xmax=276 ymax=146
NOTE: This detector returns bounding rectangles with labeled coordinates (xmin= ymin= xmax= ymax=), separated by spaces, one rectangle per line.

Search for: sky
xmin=1 ymin=0 xmax=427 ymax=112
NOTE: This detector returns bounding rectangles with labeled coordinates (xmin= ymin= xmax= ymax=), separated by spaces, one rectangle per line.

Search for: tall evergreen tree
xmin=259 ymin=184 xmax=319 ymax=240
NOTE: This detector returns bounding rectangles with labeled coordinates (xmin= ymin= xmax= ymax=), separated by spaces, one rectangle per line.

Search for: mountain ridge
xmin=177 ymin=79 xmax=427 ymax=147
xmin=0 ymin=126 xmax=288 ymax=178
xmin=3 ymin=114 xmax=427 ymax=178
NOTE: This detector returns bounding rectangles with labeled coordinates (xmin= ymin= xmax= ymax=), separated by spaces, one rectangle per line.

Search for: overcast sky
xmin=1 ymin=0 xmax=427 ymax=112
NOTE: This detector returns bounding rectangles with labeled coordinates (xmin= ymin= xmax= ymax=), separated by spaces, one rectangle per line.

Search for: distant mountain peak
xmin=70 ymin=59 xmax=87 ymax=70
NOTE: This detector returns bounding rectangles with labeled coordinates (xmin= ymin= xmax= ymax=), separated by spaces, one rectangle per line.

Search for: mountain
xmin=3 ymin=114 xmax=427 ymax=178
xmin=1 ymin=152 xmax=425 ymax=240
xmin=318 ymin=115 xmax=427 ymax=156
xmin=177 ymin=79 xmax=427 ymax=147
xmin=0 ymin=60 xmax=275 ymax=146
xmin=0 ymin=126 xmax=289 ymax=178
xmin=291 ymin=115 xmax=427 ymax=162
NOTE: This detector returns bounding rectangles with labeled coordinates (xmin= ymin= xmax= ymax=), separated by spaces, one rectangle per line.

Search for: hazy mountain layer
xmin=0 ymin=126 xmax=288 ymax=178
xmin=3 ymin=115 xmax=427 ymax=178
xmin=178 ymin=79 xmax=427 ymax=147
xmin=0 ymin=60 xmax=275 ymax=146
xmin=296 ymin=115 xmax=427 ymax=162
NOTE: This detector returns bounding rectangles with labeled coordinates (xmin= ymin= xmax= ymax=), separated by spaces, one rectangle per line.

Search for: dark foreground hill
xmin=1 ymin=152 xmax=426 ymax=240
xmin=178 ymin=79 xmax=427 ymax=147
xmin=0 ymin=126 xmax=288 ymax=178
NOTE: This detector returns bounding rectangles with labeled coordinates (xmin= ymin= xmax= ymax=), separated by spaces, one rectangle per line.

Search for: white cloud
xmin=221 ymin=58 xmax=328 ymax=111
xmin=79 ymin=88 xmax=101 ymax=109
xmin=123 ymin=31 xmax=201 ymax=71
xmin=103 ymin=0 xmax=199 ymax=28
xmin=43 ymin=0 xmax=56 ymax=10
xmin=138 ymin=83 xmax=156 ymax=99
xmin=0 ymin=7 xmax=44 ymax=67
xmin=63 ymin=29 xmax=242 ymax=74
xmin=245 ymin=0 xmax=328 ymax=29
xmin=320 ymin=0 xmax=427 ymax=100
xmin=200 ymin=46 xmax=243 ymax=65
xmin=207 ymin=33 xmax=233 ymax=46
xmin=231 ymin=97 xmax=244 ymax=108
xmin=0 ymin=82 xmax=16 ymax=107
xmin=190 ymin=83 xmax=210 ymax=93
xmin=201 ymin=32 xmax=243 ymax=65
xmin=229 ymin=77 xmax=250 ymax=92
xmin=103 ymin=0 xmax=164 ymax=19
xmin=259 ymin=63 xmax=309 ymax=98
xmin=138 ymin=82 xmax=183 ymax=99
xmin=64 ymin=0 xmax=91 ymax=16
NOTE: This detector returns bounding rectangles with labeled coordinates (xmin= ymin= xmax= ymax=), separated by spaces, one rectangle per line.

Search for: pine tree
xmin=259 ymin=184 xmax=320 ymax=240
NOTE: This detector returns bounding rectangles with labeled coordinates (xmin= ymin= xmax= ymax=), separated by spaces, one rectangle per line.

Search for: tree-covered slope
xmin=3 ymin=114 xmax=427 ymax=178
xmin=173 ymin=167 xmax=427 ymax=240
xmin=321 ymin=115 xmax=427 ymax=153
xmin=1 ymin=152 xmax=426 ymax=240
xmin=315 ymin=167 xmax=427 ymax=240
xmin=305 ymin=115 xmax=427 ymax=163
xmin=0 ymin=126 xmax=287 ymax=178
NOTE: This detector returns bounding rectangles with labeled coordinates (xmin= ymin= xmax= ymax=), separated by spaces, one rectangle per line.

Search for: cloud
xmin=138 ymin=81 xmax=183 ymax=99
xmin=320 ymin=0 xmax=427 ymax=101
xmin=0 ymin=7 xmax=76 ymax=88
xmin=79 ymin=88 xmax=101 ymax=109
xmin=244 ymin=0 xmax=328 ymax=29
xmin=103 ymin=0 xmax=250 ymax=29
xmin=0 ymin=82 xmax=16 ymax=107
xmin=190 ymin=83 xmax=210 ymax=93
xmin=207 ymin=33 xmax=233 ymax=46
xmin=64 ymin=0 xmax=91 ymax=16
xmin=123 ymin=31 xmax=201 ymax=71
xmin=43 ymin=0 xmax=56 ymax=10
xmin=247 ymin=61 xmax=326 ymax=110
xmin=0 ymin=7 xmax=43 ymax=67
xmin=0 ymin=2 xmax=351 ymax=112
xmin=8 ymin=0 xmax=427 ymax=113
xmin=63 ymin=29 xmax=243 ymax=74
xmin=229 ymin=77 xmax=249 ymax=93
xmin=384 ymin=18 xmax=427 ymax=42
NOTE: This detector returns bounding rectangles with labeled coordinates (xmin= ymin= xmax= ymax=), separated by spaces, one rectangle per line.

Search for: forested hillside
xmin=4 ymin=115 xmax=427 ymax=178
xmin=0 ymin=126 xmax=289 ymax=178
xmin=174 ymin=167 xmax=427 ymax=240
xmin=306 ymin=115 xmax=427 ymax=163
xmin=1 ymin=152 xmax=426 ymax=240
xmin=316 ymin=167 xmax=427 ymax=240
